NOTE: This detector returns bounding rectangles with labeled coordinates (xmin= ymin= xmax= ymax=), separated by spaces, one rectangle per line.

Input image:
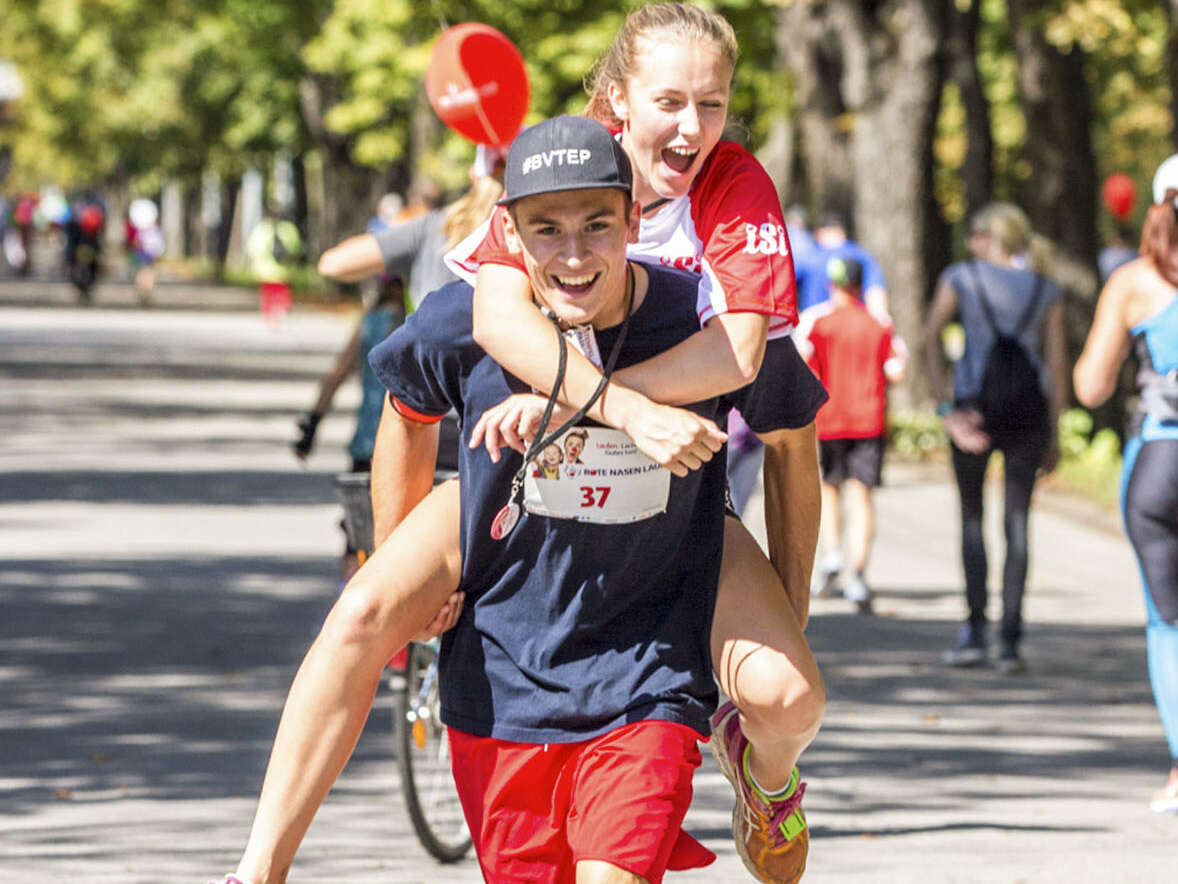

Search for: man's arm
xmin=757 ymin=422 xmax=821 ymax=629
xmin=371 ymin=396 xmax=441 ymax=546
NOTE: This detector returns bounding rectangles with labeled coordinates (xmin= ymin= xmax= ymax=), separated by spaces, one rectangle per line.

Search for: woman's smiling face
xmin=609 ymin=36 xmax=732 ymax=207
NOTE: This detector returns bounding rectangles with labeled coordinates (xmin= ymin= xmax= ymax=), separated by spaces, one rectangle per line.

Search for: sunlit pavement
xmin=1 ymin=275 xmax=1173 ymax=883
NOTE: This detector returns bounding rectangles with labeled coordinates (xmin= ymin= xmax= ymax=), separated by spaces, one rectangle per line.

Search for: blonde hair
xmin=970 ymin=202 xmax=1051 ymax=273
xmin=583 ymin=2 xmax=738 ymax=127
xmin=442 ymin=175 xmax=504 ymax=250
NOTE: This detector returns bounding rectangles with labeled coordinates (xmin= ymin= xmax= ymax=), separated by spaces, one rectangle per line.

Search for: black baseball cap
xmin=499 ymin=115 xmax=632 ymax=206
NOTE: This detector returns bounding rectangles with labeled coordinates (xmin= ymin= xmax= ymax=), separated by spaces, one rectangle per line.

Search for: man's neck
xmin=541 ymin=261 xmax=646 ymax=331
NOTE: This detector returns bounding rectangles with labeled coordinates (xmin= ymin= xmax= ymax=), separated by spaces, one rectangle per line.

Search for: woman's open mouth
xmin=661 ymin=145 xmax=698 ymax=175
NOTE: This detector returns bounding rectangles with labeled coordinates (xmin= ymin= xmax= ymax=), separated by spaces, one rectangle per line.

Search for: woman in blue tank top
xmin=1075 ymin=154 xmax=1178 ymax=814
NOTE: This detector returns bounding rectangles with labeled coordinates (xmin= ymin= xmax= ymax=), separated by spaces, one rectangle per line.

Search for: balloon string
xmin=472 ymin=98 xmax=502 ymax=146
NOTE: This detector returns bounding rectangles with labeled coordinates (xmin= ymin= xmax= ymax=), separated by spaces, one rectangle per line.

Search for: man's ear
xmin=627 ymin=199 xmax=641 ymax=244
xmin=500 ymin=208 xmax=523 ymax=254
xmin=607 ymin=81 xmax=628 ymax=124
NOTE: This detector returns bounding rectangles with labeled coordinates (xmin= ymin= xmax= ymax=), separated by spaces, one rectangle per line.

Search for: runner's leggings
xmin=951 ymin=435 xmax=1044 ymax=648
xmin=1122 ymin=437 xmax=1178 ymax=763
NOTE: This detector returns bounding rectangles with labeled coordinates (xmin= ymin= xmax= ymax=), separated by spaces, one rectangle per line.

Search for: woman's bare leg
xmin=711 ymin=516 xmax=824 ymax=793
xmin=234 ymin=480 xmax=461 ymax=884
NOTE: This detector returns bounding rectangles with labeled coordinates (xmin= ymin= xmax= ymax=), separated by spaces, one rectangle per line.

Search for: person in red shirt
xmin=802 ymin=257 xmax=904 ymax=612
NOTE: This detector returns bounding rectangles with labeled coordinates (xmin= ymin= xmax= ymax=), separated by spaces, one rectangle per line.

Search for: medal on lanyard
xmin=491 ymin=264 xmax=635 ymax=540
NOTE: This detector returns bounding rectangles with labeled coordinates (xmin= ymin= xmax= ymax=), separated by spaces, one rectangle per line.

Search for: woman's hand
xmin=413 ymin=590 xmax=465 ymax=642
xmin=620 ymin=401 xmax=727 ymax=477
xmin=469 ymin=394 xmax=578 ymax=461
xmin=469 ymin=392 xmax=727 ymax=476
xmin=944 ymin=407 xmax=991 ymax=454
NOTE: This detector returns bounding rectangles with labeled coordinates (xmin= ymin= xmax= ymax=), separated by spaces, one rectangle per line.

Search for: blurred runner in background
xmin=801 ymin=257 xmax=904 ymax=613
xmin=126 ymin=197 xmax=165 ymax=305
xmin=246 ymin=203 xmax=303 ymax=327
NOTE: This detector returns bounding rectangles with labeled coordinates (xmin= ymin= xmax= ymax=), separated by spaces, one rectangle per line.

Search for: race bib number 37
xmin=523 ymin=428 xmax=670 ymax=524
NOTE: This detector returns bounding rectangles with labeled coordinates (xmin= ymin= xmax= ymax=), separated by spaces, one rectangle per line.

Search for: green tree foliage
xmin=2 ymin=0 xmax=1175 ymax=274
xmin=0 ymin=0 xmax=787 ymax=193
xmin=933 ymin=0 xmax=1171 ymax=233
xmin=0 ymin=0 xmax=329 ymax=189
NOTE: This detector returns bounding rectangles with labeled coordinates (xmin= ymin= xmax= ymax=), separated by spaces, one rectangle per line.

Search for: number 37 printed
xmin=580 ymin=486 xmax=611 ymax=508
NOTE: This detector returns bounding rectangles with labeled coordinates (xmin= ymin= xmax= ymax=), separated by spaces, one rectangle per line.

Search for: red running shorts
xmin=448 ymin=720 xmax=716 ymax=883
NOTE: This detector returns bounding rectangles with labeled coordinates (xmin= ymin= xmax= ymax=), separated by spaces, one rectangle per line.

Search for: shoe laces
xmin=743 ymin=777 xmax=807 ymax=849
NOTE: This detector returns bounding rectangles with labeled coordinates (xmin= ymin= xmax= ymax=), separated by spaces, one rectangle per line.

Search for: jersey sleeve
xmin=367 ymin=281 xmax=475 ymax=421
xmin=725 ymin=335 xmax=828 ymax=433
xmin=689 ymin=143 xmax=799 ymax=336
xmin=443 ymin=206 xmax=526 ymax=284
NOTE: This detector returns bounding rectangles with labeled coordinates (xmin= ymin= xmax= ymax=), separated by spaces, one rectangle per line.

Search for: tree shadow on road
xmin=689 ymin=596 xmax=1160 ymax=843
xmin=0 ymin=469 xmax=339 ymax=507
xmin=0 ymin=554 xmax=394 ymax=819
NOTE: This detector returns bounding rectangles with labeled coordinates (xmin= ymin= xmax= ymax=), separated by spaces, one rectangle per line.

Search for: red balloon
xmin=1101 ymin=173 xmax=1136 ymax=220
xmin=426 ymin=23 xmax=529 ymax=147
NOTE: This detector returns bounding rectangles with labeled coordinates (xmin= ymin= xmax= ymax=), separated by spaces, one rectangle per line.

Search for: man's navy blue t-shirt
xmin=369 ymin=264 xmax=825 ymax=743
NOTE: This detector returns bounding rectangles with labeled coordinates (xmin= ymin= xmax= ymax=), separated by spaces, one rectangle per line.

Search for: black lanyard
xmin=491 ymin=263 xmax=636 ymax=540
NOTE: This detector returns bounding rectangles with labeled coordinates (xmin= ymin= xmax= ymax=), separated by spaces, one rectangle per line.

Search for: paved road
xmin=1 ymin=277 xmax=1173 ymax=882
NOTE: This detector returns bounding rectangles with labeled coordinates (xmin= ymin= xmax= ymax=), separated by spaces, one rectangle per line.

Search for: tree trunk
xmin=1008 ymin=0 xmax=1100 ymax=418
xmin=753 ymin=113 xmax=795 ymax=207
xmin=775 ymin=2 xmax=854 ymax=221
xmin=947 ymin=0 xmax=992 ymax=223
xmin=299 ymin=74 xmax=381 ymax=248
xmin=1168 ymin=1 xmax=1178 ymax=152
xmin=832 ymin=0 xmax=948 ymax=407
xmin=214 ymin=177 xmax=239 ymax=278
xmin=291 ymin=153 xmax=311 ymax=258
xmin=183 ymin=180 xmax=201 ymax=259
xmin=406 ymin=89 xmax=444 ymax=206
xmin=1008 ymin=0 xmax=1099 ymax=271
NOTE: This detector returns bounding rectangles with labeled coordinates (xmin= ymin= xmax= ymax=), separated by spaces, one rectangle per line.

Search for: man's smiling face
xmin=504 ymin=187 xmax=640 ymax=330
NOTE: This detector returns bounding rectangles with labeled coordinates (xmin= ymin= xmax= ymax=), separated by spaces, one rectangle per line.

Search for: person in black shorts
xmin=802 ymin=257 xmax=903 ymax=612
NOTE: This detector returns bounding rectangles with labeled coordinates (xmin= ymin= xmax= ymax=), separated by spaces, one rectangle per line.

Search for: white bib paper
xmin=523 ymin=427 xmax=670 ymax=524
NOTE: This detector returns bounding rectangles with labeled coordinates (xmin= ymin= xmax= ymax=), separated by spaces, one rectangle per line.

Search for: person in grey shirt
xmin=922 ymin=202 xmax=1069 ymax=673
xmin=317 ymin=150 xmax=504 ymax=308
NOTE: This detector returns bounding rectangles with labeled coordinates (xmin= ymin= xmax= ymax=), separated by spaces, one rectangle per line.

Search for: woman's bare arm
xmin=612 ymin=311 xmax=768 ymax=404
xmin=471 ymin=263 xmax=729 ymax=471
xmin=473 ymin=263 xmax=767 ymax=405
xmin=317 ymin=234 xmax=384 ymax=282
xmin=920 ymin=281 xmax=959 ymax=405
xmin=1074 ymin=271 xmax=1133 ymax=408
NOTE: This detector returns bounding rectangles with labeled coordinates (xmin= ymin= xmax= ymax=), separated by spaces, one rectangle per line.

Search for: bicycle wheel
xmin=394 ymin=641 xmax=472 ymax=862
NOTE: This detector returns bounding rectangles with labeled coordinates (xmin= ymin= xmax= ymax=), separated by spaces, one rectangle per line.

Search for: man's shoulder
xmin=635 ymin=261 xmax=702 ymax=326
xmin=405 ymin=279 xmax=476 ymax=341
xmin=642 ymin=261 xmax=700 ymax=294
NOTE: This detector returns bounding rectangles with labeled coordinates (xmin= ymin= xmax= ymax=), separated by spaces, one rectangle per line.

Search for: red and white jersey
xmin=446 ymin=140 xmax=798 ymax=338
